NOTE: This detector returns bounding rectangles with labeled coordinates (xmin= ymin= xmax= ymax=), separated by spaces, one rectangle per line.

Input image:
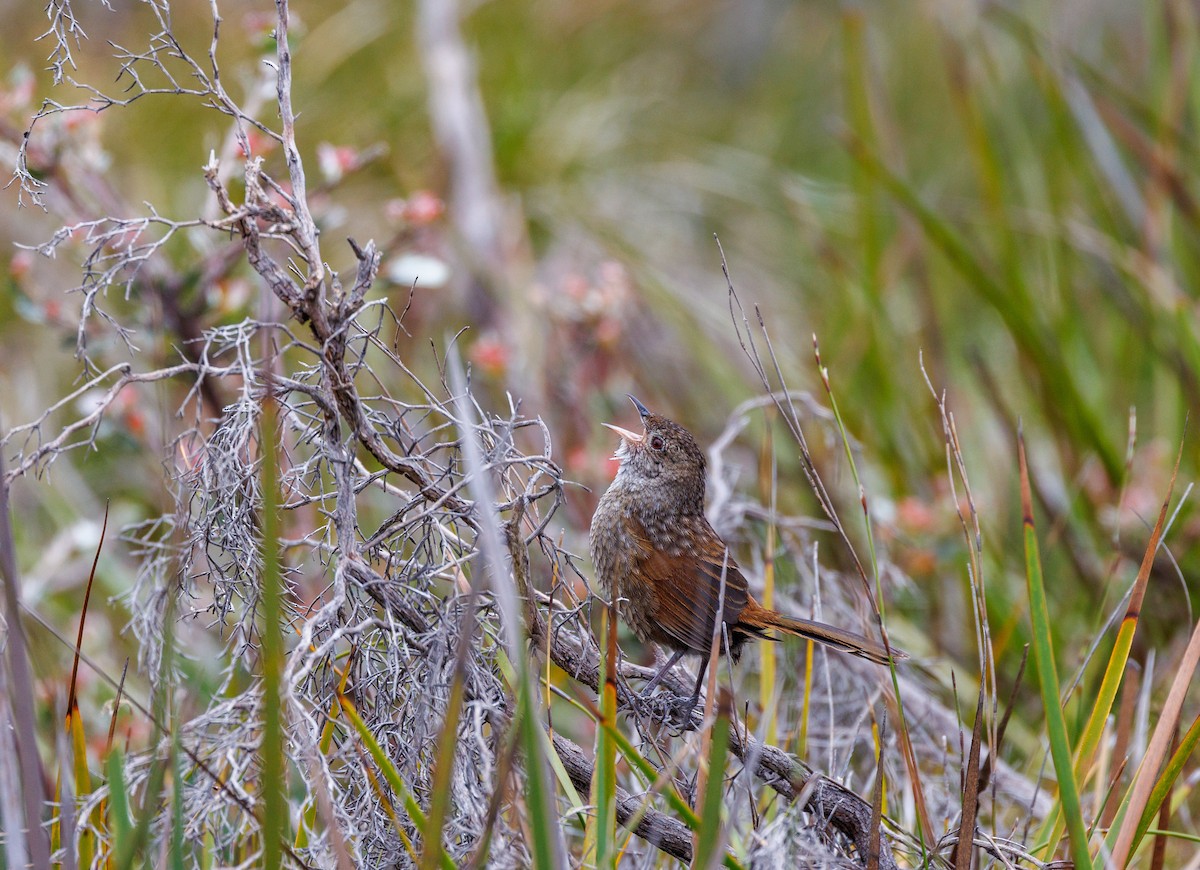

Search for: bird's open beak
xmin=603 ymin=422 xmax=643 ymax=445
xmin=626 ymin=394 xmax=651 ymax=419
xmin=604 ymin=394 xmax=649 ymax=454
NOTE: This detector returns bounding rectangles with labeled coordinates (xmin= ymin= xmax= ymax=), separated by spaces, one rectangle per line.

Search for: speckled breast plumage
xmin=589 ymin=491 xmax=660 ymax=644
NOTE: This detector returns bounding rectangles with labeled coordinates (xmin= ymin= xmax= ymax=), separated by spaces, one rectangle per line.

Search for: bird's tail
xmin=738 ymin=601 xmax=905 ymax=666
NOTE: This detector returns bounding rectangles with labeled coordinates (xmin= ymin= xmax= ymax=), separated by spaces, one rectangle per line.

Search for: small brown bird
xmin=590 ymin=395 xmax=901 ymax=709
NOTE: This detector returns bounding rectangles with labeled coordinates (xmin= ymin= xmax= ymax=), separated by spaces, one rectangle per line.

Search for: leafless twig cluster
xmin=6 ymin=0 xmax=574 ymax=864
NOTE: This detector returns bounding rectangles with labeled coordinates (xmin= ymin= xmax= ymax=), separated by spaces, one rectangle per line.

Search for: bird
xmin=589 ymin=395 xmax=903 ymax=711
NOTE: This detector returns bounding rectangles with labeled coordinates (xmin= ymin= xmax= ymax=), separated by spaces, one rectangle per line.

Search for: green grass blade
xmin=1042 ymin=442 xmax=1181 ymax=856
xmin=1109 ymin=612 xmax=1200 ymax=864
xmin=298 ymin=651 xmax=355 ymax=849
xmin=517 ymin=678 xmax=560 ymax=869
xmin=1018 ymin=429 xmax=1091 ymax=868
xmin=1131 ymin=712 xmax=1200 ymax=850
xmin=590 ymin=604 xmax=618 ymax=868
xmin=693 ymin=690 xmax=732 ymax=870
xmin=420 ymin=665 xmax=467 ymax=870
xmin=845 ymin=134 xmax=1123 ymax=483
xmin=339 ymin=695 xmax=456 ymax=870
xmin=568 ymin=689 xmax=745 ymax=870
xmin=112 ymin=747 xmax=166 ymax=870
xmin=360 ymin=746 xmax=420 ymax=862
xmin=446 ymin=351 xmax=563 ymax=868
xmin=106 ymin=591 xmax=174 ymax=870
xmin=580 ymin=695 xmax=700 ymax=829
xmin=494 ymin=650 xmax=585 ymax=814
xmin=106 ymin=748 xmax=134 ymax=856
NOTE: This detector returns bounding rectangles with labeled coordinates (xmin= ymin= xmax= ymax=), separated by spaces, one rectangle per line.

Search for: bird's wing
xmin=629 ymin=514 xmax=753 ymax=655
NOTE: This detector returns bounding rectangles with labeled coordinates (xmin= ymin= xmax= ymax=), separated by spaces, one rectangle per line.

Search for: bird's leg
xmin=640 ymin=648 xmax=686 ymax=696
xmin=684 ymin=657 xmax=709 ymax=714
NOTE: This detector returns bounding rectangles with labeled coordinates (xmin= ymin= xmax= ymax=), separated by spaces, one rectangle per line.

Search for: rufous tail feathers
xmin=738 ymin=600 xmax=905 ymax=666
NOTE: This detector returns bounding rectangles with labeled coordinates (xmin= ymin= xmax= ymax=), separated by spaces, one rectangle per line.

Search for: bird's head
xmin=603 ymin=395 xmax=706 ymax=510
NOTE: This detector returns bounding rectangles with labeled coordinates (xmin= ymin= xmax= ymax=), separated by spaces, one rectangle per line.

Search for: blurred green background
xmin=1 ymin=0 xmax=1197 ymax=796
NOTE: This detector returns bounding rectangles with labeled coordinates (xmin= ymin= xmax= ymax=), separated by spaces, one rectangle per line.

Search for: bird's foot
xmin=631 ymin=687 xmax=669 ymax=718
xmin=666 ymin=692 xmax=702 ymax=729
xmin=667 ymin=691 xmax=700 ymax=724
xmin=634 ymin=687 xmax=702 ymax=732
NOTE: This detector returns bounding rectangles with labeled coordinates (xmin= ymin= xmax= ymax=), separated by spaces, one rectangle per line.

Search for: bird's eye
xmin=649 ymin=434 xmax=665 ymax=452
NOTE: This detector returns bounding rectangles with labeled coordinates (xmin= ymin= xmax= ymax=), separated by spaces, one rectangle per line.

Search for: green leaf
xmin=1018 ymin=430 xmax=1092 ymax=868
